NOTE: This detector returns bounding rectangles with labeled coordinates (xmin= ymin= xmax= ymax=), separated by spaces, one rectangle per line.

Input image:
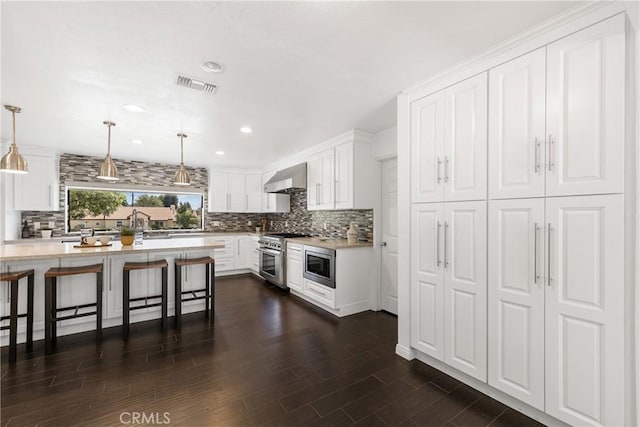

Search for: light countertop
xmin=286 ymin=237 xmax=373 ymax=250
xmin=3 ymin=231 xmax=263 ymax=245
xmin=0 ymin=237 xmax=225 ymax=261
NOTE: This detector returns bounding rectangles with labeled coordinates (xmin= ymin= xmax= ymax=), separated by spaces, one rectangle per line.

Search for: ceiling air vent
xmin=176 ymin=76 xmax=217 ymax=94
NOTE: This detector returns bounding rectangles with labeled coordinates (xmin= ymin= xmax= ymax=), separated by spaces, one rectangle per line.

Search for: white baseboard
xmin=395 ymin=344 xmax=415 ymax=360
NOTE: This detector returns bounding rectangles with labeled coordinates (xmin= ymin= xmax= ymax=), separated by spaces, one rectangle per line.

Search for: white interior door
xmin=488 ymin=198 xmax=545 ymax=410
xmin=410 ymin=202 xmax=444 ymax=360
xmin=443 ymin=200 xmax=487 ymax=381
xmin=379 ymin=158 xmax=398 ymax=315
xmin=546 ymin=15 xmax=625 ymax=197
xmin=489 ymin=48 xmax=546 ymax=199
xmin=411 ymin=91 xmax=445 ymax=203
xmin=444 ymin=73 xmax=487 ymax=202
xmin=545 ymin=194 xmax=624 ymax=426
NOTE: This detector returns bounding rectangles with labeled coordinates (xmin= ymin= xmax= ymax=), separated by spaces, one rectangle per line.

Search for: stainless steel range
xmin=258 ymin=233 xmax=308 ymax=289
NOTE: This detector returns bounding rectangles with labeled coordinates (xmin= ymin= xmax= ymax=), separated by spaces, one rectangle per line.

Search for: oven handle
xmin=257 ymin=247 xmax=282 ymax=257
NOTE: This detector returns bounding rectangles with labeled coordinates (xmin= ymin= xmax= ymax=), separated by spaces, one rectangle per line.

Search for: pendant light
xmin=0 ymin=105 xmax=28 ymax=174
xmin=174 ymin=133 xmax=191 ymax=186
xmin=97 ymin=121 xmax=119 ymax=181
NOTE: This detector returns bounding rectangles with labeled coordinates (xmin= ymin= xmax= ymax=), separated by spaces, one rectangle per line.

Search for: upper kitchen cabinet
xmin=546 ymin=15 xmax=625 ymax=197
xmin=261 ymin=171 xmax=290 ymax=213
xmin=208 ymin=170 xmax=260 ymax=213
xmin=411 ymin=73 xmax=487 ymax=203
xmin=489 ymin=16 xmax=625 ymax=199
xmin=307 ymin=131 xmax=374 ymax=211
xmin=489 ymin=48 xmax=546 ymax=199
xmin=14 ymin=152 xmax=59 ymax=211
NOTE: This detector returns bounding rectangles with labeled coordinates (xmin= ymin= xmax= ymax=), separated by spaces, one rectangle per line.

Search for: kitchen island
xmin=0 ymin=238 xmax=227 ymax=346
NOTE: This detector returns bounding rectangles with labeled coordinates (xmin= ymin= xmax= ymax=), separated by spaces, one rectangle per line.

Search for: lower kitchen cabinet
xmin=487 ymin=195 xmax=625 ymax=425
xmin=107 ymin=252 xmax=148 ymax=320
xmin=286 ymin=243 xmax=303 ymax=292
xmin=411 ymin=201 xmax=487 ymax=381
xmin=211 ymin=236 xmax=235 ymax=272
xmin=289 ymin=245 xmax=373 ymax=317
xmin=177 ymin=249 xmax=215 ymax=315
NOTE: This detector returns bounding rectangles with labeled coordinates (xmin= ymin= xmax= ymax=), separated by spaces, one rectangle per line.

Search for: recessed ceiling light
xmin=202 ymin=61 xmax=224 ymax=73
xmin=240 ymin=126 xmax=252 ymax=134
xmin=130 ymin=139 xmax=143 ymax=145
xmin=122 ymin=104 xmax=145 ymax=113
xmin=215 ymin=151 xmax=224 ymax=155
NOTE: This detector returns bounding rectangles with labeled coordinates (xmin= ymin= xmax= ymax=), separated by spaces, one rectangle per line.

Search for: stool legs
xmin=96 ymin=271 xmax=103 ymax=342
xmin=123 ymin=270 xmax=130 ymax=341
xmin=26 ymin=274 xmax=34 ymax=353
xmin=161 ymin=266 xmax=167 ymax=331
xmin=44 ymin=276 xmax=53 ymax=355
xmin=174 ymin=265 xmax=182 ymax=328
xmin=8 ymin=280 xmax=18 ymax=363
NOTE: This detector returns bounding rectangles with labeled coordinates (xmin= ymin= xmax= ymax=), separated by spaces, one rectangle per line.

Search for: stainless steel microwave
xmin=303 ymin=245 xmax=336 ymax=288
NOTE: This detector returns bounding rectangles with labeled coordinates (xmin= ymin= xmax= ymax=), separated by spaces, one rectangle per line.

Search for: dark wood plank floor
xmin=1 ymin=275 xmax=544 ymax=426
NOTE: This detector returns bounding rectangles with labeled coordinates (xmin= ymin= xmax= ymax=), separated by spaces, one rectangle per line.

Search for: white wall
xmin=372 ymin=126 xmax=397 ymax=159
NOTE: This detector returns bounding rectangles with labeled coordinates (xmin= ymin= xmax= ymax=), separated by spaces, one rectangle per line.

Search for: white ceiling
xmin=2 ymin=1 xmax=577 ymax=169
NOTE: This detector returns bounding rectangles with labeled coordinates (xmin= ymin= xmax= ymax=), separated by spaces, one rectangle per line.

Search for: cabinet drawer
xmin=215 ymin=257 xmax=234 ymax=272
xmin=214 ymin=246 xmax=234 ymax=258
xmin=304 ymin=279 xmax=335 ymax=308
xmin=286 ymin=242 xmax=303 ymax=259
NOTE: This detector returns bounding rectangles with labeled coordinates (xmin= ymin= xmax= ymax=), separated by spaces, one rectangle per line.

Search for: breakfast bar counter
xmin=0 ymin=237 xmax=225 ymax=261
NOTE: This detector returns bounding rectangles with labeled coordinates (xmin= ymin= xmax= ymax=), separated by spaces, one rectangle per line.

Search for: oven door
xmin=303 ymin=246 xmax=336 ymax=288
xmin=258 ymin=247 xmax=283 ymax=287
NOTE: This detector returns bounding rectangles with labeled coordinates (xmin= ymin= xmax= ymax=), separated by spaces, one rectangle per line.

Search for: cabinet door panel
xmin=319 ymin=151 xmax=335 ymax=209
xmin=545 ymin=194 xmax=624 ymax=426
xmin=180 ymin=250 xmax=213 ymax=314
xmin=334 ymin=142 xmax=353 ymax=209
xmin=228 ymin=174 xmax=246 ymax=211
xmin=245 ymin=174 xmax=262 ymax=212
xmin=488 ymin=199 xmax=544 ymax=410
xmin=306 ymin=157 xmax=320 ymax=210
xmin=546 ymin=15 xmax=625 ymax=197
xmin=57 ymin=256 xmax=106 ymax=328
xmin=444 ymin=73 xmax=487 ymax=202
xmin=444 ymin=201 xmax=486 ymax=380
xmin=411 ymin=92 xmax=445 ymax=203
xmin=286 ymin=256 xmax=302 ymax=292
xmin=14 ymin=154 xmax=58 ymax=211
xmin=208 ymin=172 xmax=229 ymax=212
xmin=410 ymin=203 xmax=444 ymax=360
xmin=489 ymin=49 xmax=546 ymax=199
xmin=107 ymin=253 xmax=148 ymax=319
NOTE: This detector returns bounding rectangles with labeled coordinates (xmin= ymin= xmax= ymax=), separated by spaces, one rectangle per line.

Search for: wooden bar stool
xmin=0 ymin=269 xmax=34 ymax=363
xmin=174 ymin=256 xmax=215 ymax=327
xmin=122 ymin=259 xmax=168 ymax=341
xmin=44 ymin=263 xmax=103 ymax=354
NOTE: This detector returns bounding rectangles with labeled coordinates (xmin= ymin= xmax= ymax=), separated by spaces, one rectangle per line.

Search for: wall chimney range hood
xmin=264 ymin=162 xmax=307 ymax=193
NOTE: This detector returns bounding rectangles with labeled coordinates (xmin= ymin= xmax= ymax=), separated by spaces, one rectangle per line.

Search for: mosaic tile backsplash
xmin=19 ymin=154 xmax=373 ymax=241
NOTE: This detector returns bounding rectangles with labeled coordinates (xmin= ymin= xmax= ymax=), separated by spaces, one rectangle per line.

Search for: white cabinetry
xmin=411 ymin=201 xmax=486 ymax=381
xmin=411 ymin=73 xmax=487 ymax=203
xmin=107 ymin=252 xmax=148 ymax=319
xmin=544 ymin=195 xmax=624 ymax=426
xmin=261 ymin=171 xmax=290 ymax=213
xmin=488 ymin=198 xmax=545 ymax=409
xmin=307 ymin=149 xmax=334 ymax=210
xmin=245 ymin=174 xmax=263 ymax=212
xmin=210 ymin=236 xmax=235 ymax=271
xmin=307 ymin=132 xmax=374 ymax=211
xmin=286 ymin=242 xmax=303 ymax=292
xmin=13 ymin=153 xmax=59 ymax=211
xmin=546 ymin=16 xmax=625 ymax=197
xmin=488 ymin=48 xmax=546 ymax=199
xmin=208 ymin=171 xmax=263 ymax=213
xmin=489 ymin=16 xmax=625 ymax=199
xmin=236 ymin=236 xmax=257 ymax=270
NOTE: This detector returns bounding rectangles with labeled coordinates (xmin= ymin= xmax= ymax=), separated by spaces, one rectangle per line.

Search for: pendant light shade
xmin=97 ymin=121 xmax=119 ymax=181
xmin=174 ymin=133 xmax=191 ymax=186
xmin=0 ymin=105 xmax=28 ymax=174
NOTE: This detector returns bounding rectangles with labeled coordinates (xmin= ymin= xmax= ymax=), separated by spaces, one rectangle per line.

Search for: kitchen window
xmin=65 ymin=183 xmax=204 ymax=233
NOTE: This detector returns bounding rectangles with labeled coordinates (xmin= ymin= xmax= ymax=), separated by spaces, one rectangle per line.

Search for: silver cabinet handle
xmin=436 ymin=221 xmax=442 ymax=267
xmin=318 ymin=183 xmax=322 ymax=205
xmin=444 ymin=156 xmax=449 ymax=184
xmin=308 ymin=287 xmax=326 ymax=298
xmin=49 ymin=185 xmax=52 ymax=207
xmin=335 ymin=179 xmax=339 ymax=203
xmin=437 ymin=158 xmax=442 ymax=184
xmin=548 ymin=134 xmax=554 ymax=172
xmin=444 ymin=221 xmax=449 ymax=269
xmin=547 ymin=223 xmax=552 ymax=287
xmin=316 ymin=183 xmax=320 ymax=205
xmin=246 ymin=194 xmax=248 ymax=210
xmin=534 ymin=138 xmax=541 ymax=174
xmin=379 ymin=241 xmax=387 ymax=247
xmin=109 ymin=259 xmax=112 ymax=291
xmin=533 ymin=223 xmax=539 ymax=284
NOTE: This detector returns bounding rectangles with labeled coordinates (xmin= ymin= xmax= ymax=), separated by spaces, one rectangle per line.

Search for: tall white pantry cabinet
xmin=403 ymin=11 xmax=636 ymax=427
